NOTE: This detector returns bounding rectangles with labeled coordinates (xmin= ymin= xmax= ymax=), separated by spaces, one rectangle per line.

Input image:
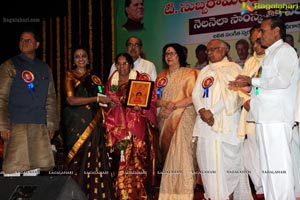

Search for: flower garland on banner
xmin=110 ymin=69 xmax=137 ymax=92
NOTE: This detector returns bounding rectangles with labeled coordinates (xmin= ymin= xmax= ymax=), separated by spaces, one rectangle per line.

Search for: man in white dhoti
xmin=229 ymin=16 xmax=299 ymax=200
xmin=237 ymin=24 xmax=265 ymax=200
xmin=192 ymin=39 xmax=253 ymax=200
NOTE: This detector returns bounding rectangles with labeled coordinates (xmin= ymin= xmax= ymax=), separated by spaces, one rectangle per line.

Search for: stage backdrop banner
xmin=114 ymin=0 xmax=300 ymax=72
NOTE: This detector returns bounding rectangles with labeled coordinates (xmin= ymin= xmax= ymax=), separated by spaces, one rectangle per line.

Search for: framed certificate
xmin=125 ymin=80 xmax=154 ymax=109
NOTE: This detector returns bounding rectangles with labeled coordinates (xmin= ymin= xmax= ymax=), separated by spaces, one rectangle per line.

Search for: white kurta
xmin=249 ymin=39 xmax=299 ymax=200
xmin=192 ymin=57 xmax=253 ymax=200
xmin=295 ymin=57 xmax=300 ymax=124
xmin=293 ymin=58 xmax=300 ymax=197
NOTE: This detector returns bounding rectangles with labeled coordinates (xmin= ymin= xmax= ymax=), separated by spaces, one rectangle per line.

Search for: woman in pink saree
xmin=104 ymin=52 xmax=157 ymax=199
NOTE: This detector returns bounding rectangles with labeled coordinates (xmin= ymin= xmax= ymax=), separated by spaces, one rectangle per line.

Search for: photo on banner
xmin=114 ymin=0 xmax=300 ymax=73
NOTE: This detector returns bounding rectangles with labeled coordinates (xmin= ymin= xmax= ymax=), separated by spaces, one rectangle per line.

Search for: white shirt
xmin=249 ymin=39 xmax=299 ymax=123
xmin=295 ymin=57 xmax=300 ymax=123
xmin=108 ymin=56 xmax=157 ymax=81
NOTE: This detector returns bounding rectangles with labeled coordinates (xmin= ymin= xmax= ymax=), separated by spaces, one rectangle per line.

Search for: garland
xmin=116 ymin=139 xmax=130 ymax=151
xmin=116 ymin=134 xmax=132 ymax=166
xmin=110 ymin=69 xmax=137 ymax=92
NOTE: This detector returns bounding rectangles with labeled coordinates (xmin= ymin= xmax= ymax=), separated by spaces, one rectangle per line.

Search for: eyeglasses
xmin=205 ymin=47 xmax=225 ymax=53
xmin=20 ymin=38 xmax=35 ymax=43
xmin=165 ymin=52 xmax=177 ymax=57
xmin=126 ymin=43 xmax=141 ymax=48
xmin=116 ymin=62 xmax=129 ymax=67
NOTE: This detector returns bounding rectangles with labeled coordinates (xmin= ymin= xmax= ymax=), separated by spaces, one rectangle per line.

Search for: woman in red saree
xmin=105 ymin=52 xmax=157 ymax=199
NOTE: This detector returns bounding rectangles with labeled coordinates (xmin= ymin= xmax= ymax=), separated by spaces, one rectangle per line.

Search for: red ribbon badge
xmin=202 ymin=76 xmax=214 ymax=98
xmin=22 ymin=70 xmax=35 ymax=83
xmin=156 ymin=76 xmax=168 ymax=98
xmin=139 ymin=73 xmax=151 ymax=81
xmin=91 ymin=75 xmax=102 ymax=85
xmin=22 ymin=70 xmax=35 ymax=92
xmin=156 ymin=77 xmax=168 ymax=88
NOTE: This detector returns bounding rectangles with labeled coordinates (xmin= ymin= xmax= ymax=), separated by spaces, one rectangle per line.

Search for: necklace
xmin=74 ymin=68 xmax=87 ymax=76
xmin=168 ymin=66 xmax=180 ymax=74
xmin=168 ymin=66 xmax=181 ymax=76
